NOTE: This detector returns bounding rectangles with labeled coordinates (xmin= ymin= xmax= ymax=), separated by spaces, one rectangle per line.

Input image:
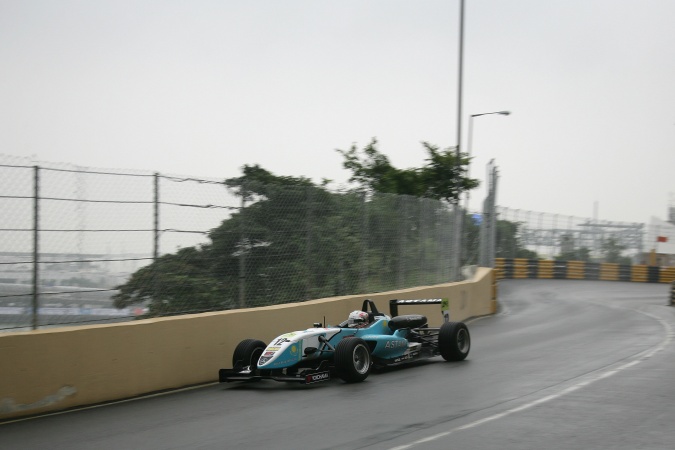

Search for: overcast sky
xmin=1 ymin=0 xmax=674 ymax=224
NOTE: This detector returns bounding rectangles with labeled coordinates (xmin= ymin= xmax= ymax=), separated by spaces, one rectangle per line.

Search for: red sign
xmin=657 ymin=236 xmax=668 ymax=243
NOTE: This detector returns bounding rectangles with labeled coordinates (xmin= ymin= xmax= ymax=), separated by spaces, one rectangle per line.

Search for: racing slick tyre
xmin=232 ymin=338 xmax=266 ymax=370
xmin=335 ymin=337 xmax=371 ymax=383
xmin=438 ymin=322 xmax=470 ymax=361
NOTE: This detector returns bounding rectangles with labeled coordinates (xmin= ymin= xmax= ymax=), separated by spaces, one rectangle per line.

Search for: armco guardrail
xmin=0 ymin=268 xmax=494 ymax=421
xmin=495 ymin=258 xmax=675 ymax=284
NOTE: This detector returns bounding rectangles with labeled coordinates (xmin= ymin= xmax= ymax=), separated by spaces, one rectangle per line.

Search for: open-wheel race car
xmin=219 ymin=299 xmax=470 ymax=384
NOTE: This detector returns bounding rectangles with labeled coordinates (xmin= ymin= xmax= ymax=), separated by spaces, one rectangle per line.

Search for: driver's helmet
xmin=348 ymin=310 xmax=370 ymax=328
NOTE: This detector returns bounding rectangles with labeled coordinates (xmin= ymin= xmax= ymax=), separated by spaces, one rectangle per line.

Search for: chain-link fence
xmin=493 ymin=206 xmax=654 ymax=263
xmin=2 ymin=155 xmax=670 ymax=331
xmin=0 ymin=157 xmax=237 ymax=330
xmin=202 ymin=186 xmax=461 ymax=309
xmin=0 ymin=156 xmax=478 ymax=331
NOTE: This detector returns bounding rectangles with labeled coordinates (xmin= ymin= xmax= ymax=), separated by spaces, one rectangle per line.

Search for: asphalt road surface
xmin=3 ymin=279 xmax=675 ymax=449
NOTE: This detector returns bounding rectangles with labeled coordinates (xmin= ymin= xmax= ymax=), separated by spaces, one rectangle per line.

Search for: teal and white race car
xmin=219 ymin=299 xmax=470 ymax=384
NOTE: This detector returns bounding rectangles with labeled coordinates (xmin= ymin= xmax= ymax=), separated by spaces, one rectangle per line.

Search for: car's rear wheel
xmin=232 ymin=338 xmax=266 ymax=370
xmin=335 ymin=337 xmax=371 ymax=383
xmin=438 ymin=322 xmax=470 ymax=361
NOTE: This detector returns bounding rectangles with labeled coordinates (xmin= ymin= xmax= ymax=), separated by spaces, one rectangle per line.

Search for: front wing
xmin=219 ymin=360 xmax=333 ymax=384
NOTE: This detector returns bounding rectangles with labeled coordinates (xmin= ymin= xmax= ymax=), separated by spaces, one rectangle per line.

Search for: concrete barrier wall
xmin=0 ymin=268 xmax=494 ymax=421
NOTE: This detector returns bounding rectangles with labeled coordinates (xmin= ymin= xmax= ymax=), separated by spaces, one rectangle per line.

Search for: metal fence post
xmin=479 ymin=198 xmax=487 ymax=267
xmin=437 ymin=205 xmax=445 ymax=282
xmin=153 ymin=173 xmax=159 ymax=261
xmin=360 ymin=192 xmax=369 ymax=293
xmin=32 ymin=165 xmax=40 ymax=330
xmin=451 ymin=202 xmax=463 ymax=281
xmin=479 ymin=160 xmax=498 ymax=268
xmin=305 ymin=186 xmax=313 ymax=300
xmin=398 ymin=197 xmax=407 ymax=288
xmin=489 ymin=164 xmax=499 ymax=267
xmin=238 ymin=185 xmax=246 ymax=309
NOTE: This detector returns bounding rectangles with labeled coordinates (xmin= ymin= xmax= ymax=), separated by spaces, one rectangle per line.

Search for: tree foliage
xmin=601 ymin=236 xmax=626 ymax=264
xmin=337 ymin=138 xmax=479 ymax=202
xmin=113 ymin=164 xmax=459 ymax=316
xmin=495 ymin=220 xmax=538 ymax=259
xmin=113 ymin=247 xmax=232 ymax=315
xmin=558 ymin=247 xmax=592 ymax=262
xmin=113 ymin=149 xmax=523 ymax=318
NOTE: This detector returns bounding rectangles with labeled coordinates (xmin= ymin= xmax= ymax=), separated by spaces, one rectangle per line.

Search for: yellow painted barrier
xmin=599 ymin=263 xmax=619 ymax=281
xmin=567 ymin=261 xmax=585 ymax=280
xmin=631 ymin=265 xmax=648 ymax=282
xmin=494 ymin=259 xmax=672 ymax=284
xmin=513 ymin=258 xmax=529 ymax=279
xmin=660 ymin=267 xmax=675 ymax=283
xmin=491 ymin=269 xmax=499 ymax=313
xmin=0 ymin=268 xmax=494 ymax=421
xmin=494 ymin=258 xmax=506 ymax=280
xmin=538 ymin=260 xmax=554 ymax=279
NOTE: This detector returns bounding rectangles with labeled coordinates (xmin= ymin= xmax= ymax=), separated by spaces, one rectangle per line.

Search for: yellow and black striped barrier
xmin=495 ymin=258 xmax=675 ymax=284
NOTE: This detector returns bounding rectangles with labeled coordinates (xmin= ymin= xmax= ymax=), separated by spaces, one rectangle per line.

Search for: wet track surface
xmin=3 ymin=280 xmax=675 ymax=449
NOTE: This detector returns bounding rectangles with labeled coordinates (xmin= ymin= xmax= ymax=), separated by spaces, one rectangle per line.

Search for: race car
xmin=219 ymin=299 xmax=470 ymax=384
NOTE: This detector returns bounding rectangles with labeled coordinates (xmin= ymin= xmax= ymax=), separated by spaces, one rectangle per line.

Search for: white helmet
xmin=348 ymin=310 xmax=370 ymax=328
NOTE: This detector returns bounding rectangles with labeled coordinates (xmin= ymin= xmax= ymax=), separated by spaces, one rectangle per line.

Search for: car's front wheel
xmin=335 ymin=337 xmax=371 ymax=383
xmin=232 ymin=338 xmax=266 ymax=370
xmin=438 ymin=322 xmax=470 ymax=361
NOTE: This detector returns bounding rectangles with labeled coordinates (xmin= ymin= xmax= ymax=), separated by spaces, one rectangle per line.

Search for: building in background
xmin=643 ymin=217 xmax=675 ymax=266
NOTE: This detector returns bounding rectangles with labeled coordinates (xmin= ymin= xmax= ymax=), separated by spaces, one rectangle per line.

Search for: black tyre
xmin=232 ymin=338 xmax=266 ymax=369
xmin=335 ymin=337 xmax=371 ymax=383
xmin=438 ymin=322 xmax=470 ymax=361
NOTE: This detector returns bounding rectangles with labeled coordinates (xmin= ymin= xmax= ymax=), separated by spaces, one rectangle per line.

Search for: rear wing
xmin=389 ymin=298 xmax=450 ymax=323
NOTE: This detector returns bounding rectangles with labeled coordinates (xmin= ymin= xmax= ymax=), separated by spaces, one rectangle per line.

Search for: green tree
xmin=601 ymin=237 xmax=626 ymax=263
xmin=114 ymin=165 xmax=372 ymax=314
xmin=113 ymin=246 xmax=232 ymax=316
xmin=558 ymin=247 xmax=591 ymax=262
xmin=113 ymin=157 xmax=476 ymax=317
xmin=219 ymin=165 xmax=365 ymax=303
xmin=337 ymin=138 xmax=479 ymax=202
xmin=495 ymin=220 xmax=538 ymax=259
xmin=461 ymin=212 xmax=482 ymax=265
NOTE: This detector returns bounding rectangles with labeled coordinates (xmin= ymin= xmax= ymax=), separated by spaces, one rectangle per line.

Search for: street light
xmin=451 ymin=0 xmax=466 ymax=282
xmin=465 ymin=110 xmax=511 ymax=211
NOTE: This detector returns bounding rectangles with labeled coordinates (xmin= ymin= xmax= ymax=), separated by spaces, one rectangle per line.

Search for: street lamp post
xmin=461 ymin=110 xmax=510 ymax=273
xmin=451 ymin=0 xmax=466 ymax=282
xmin=465 ymin=110 xmax=510 ymax=211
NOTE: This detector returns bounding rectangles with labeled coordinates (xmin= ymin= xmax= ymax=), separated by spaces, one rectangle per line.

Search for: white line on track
xmin=389 ymin=305 xmax=674 ymax=450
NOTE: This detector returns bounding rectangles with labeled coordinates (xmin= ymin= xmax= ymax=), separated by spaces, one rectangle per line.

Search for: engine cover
xmin=388 ymin=314 xmax=428 ymax=330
